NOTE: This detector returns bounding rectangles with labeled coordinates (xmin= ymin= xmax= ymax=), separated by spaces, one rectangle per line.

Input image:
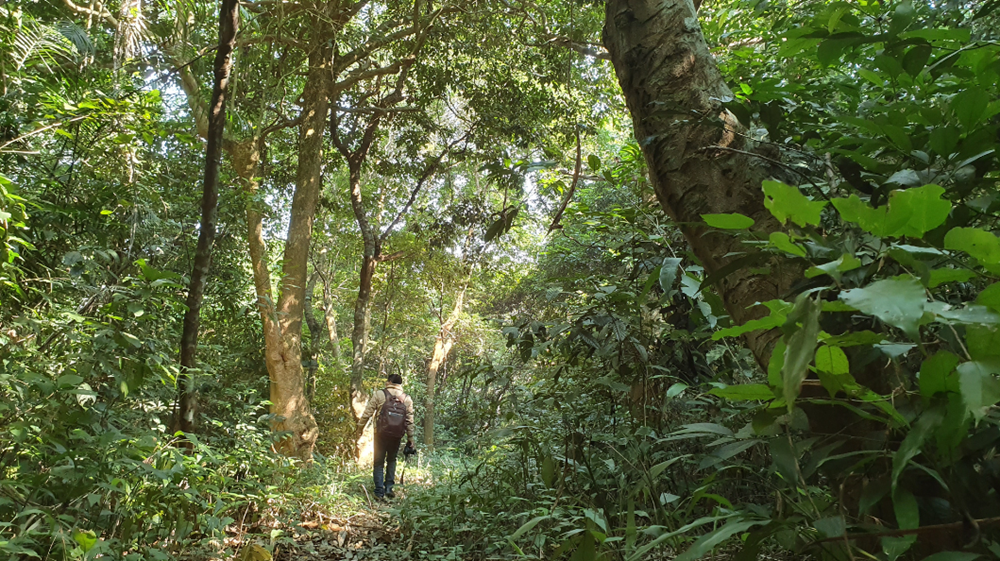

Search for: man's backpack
xmin=376 ymin=389 xmax=407 ymax=439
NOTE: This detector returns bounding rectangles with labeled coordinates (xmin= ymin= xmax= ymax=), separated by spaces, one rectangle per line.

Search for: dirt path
xmin=273 ymin=473 xmax=427 ymax=561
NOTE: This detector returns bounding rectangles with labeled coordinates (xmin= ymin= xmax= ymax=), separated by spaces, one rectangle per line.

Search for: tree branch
xmin=547 ymin=130 xmax=582 ymax=233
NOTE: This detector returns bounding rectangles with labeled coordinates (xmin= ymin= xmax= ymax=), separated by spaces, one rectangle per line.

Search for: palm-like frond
xmin=8 ymin=17 xmax=87 ymax=73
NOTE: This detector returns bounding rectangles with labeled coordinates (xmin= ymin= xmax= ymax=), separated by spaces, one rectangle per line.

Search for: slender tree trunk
xmin=424 ymin=289 xmax=465 ymax=447
xmin=603 ymin=0 xmax=798 ymax=370
xmin=303 ymin=273 xmax=322 ymax=400
xmin=347 ymin=162 xmax=380 ymax=425
xmin=323 ymin=281 xmax=341 ymax=360
xmin=174 ymin=0 xmax=238 ymax=434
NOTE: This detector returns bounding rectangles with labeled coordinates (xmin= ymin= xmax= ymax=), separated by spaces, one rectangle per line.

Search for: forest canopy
xmin=2 ymin=0 xmax=1000 ymax=559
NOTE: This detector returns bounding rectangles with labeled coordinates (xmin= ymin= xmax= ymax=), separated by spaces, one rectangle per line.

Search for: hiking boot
xmin=385 ymin=490 xmax=396 ymax=499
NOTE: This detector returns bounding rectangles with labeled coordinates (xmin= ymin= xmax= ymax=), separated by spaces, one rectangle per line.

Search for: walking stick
xmin=400 ymin=442 xmax=416 ymax=485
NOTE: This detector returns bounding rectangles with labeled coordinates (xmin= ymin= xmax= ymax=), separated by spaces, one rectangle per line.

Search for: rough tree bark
xmin=174 ymin=0 xmax=239 ymax=435
xmin=603 ymin=0 xmax=798 ymax=370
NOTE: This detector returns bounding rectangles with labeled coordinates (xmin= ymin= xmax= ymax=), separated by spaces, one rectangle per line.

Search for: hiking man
xmin=356 ymin=373 xmax=415 ymax=500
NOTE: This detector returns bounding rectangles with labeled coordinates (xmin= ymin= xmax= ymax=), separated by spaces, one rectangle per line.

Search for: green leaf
xmin=659 ymin=257 xmax=682 ymax=294
xmin=944 ymin=227 xmax=1000 ymax=266
xmin=881 ymin=124 xmax=912 ymax=152
xmin=888 ymin=184 xmax=952 ymax=238
xmin=889 ymin=0 xmax=914 ymax=36
xmin=587 ymin=154 xmax=601 ymax=172
xmin=712 ymin=300 xmax=792 ymax=340
xmin=805 ymin=253 xmax=862 ymax=279
xmin=815 ymin=345 xmax=849 ymax=375
xmin=769 ymin=232 xmax=807 ymax=257
xmin=928 ymin=268 xmax=974 ymax=288
xmin=673 ymin=519 xmax=765 ymax=561
xmin=883 ymin=488 xmax=918 ymax=561
xmin=763 ymin=181 xmax=827 ymax=227
xmin=892 ymin=408 xmax=944 ymax=488
xmin=814 ymin=516 xmax=846 ymax=539
xmin=708 ymin=384 xmax=774 ymax=401
xmin=929 ymin=126 xmax=960 ymax=157
xmin=839 ymin=276 xmax=925 ymax=340
xmin=952 ymin=87 xmax=990 ymax=128
xmin=975 ymin=282 xmax=1000 ymax=313
xmin=957 ymin=360 xmax=1000 ymax=420
xmin=782 ymin=294 xmax=822 ymax=410
xmin=831 ymin=195 xmax=907 ymax=237
xmin=919 ymin=351 xmax=960 ymax=399
xmin=902 ymin=44 xmax=932 ymax=76
xmin=484 ymin=219 xmax=504 ymax=242
xmin=702 ymin=213 xmax=755 ymax=229
xmin=510 ymin=515 xmax=549 ymax=541
xmin=822 ymin=330 xmax=885 ymax=347
xmin=73 ymin=530 xmax=98 ymax=552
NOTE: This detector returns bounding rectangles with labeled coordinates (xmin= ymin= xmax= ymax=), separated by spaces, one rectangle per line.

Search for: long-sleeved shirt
xmin=357 ymin=383 xmax=415 ymax=439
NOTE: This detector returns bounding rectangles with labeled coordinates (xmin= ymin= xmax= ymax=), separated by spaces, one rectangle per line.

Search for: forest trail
xmin=269 ymin=464 xmax=432 ymax=561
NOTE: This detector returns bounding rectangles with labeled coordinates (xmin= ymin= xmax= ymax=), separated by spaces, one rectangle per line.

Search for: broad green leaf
xmin=708 ymin=384 xmax=774 ymax=401
xmin=814 ymin=516 xmax=846 ymax=539
xmin=888 ymin=184 xmax=952 ymax=238
xmin=831 ymin=195 xmax=904 ymax=237
xmin=484 ymin=219 xmax=504 ymax=242
xmin=957 ymin=360 xmax=1000 ymax=420
xmin=975 ymin=282 xmax=1000 ymax=313
xmin=919 ymin=351 xmax=960 ymax=399
xmin=763 ymin=181 xmax=826 ymax=227
xmin=702 ymin=213 xmax=754 ymax=229
xmin=626 ymin=515 xmax=737 ymax=561
xmin=944 ymin=227 xmax=1000 ymax=266
xmin=815 ymin=346 xmax=849 ymax=375
xmin=769 ymin=232 xmax=806 ymax=257
xmin=782 ymin=295 xmax=822 ymax=410
xmin=929 ymin=126 xmax=960 ymax=157
xmin=839 ymin=276 xmax=925 ymax=340
xmin=928 ymin=268 xmax=974 ymax=288
xmin=882 ymin=124 xmax=913 ymax=152
xmin=952 ymin=86 xmax=990 ymax=128
xmin=925 ymin=301 xmax=1000 ymax=325
xmin=666 ymin=382 xmax=688 ymax=398
xmin=73 ymin=530 xmax=98 ymax=552
xmin=965 ymin=326 xmax=1000 ymax=360
xmin=587 ymin=154 xmax=601 ymax=172
xmin=659 ymin=257 xmax=682 ymax=294
xmin=902 ymin=44 xmax=932 ymax=76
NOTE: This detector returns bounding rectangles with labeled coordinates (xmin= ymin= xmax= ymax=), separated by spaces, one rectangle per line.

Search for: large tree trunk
xmin=603 ymin=0 xmax=798 ymax=370
xmin=174 ymin=0 xmax=238 ymax=435
xmin=424 ymin=289 xmax=465 ymax=447
xmin=264 ymin=43 xmax=331 ymax=459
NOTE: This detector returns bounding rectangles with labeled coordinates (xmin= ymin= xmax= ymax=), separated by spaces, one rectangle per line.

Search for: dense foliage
xmin=2 ymin=0 xmax=1000 ymax=559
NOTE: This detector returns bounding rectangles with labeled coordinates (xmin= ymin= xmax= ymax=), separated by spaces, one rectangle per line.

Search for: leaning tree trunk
xmin=603 ymin=0 xmax=798 ymax=370
xmin=303 ymin=273 xmax=323 ymax=400
xmin=423 ymin=288 xmax=465 ymax=447
xmin=174 ymin=0 xmax=238 ymax=435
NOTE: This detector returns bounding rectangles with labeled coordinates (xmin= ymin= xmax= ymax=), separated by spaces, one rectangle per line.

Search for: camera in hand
xmin=403 ymin=443 xmax=417 ymax=459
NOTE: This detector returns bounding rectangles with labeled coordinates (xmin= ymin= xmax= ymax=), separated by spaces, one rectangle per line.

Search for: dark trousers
xmin=373 ymin=434 xmax=402 ymax=497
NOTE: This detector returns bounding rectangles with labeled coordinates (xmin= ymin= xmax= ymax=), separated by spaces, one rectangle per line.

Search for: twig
xmin=547 ymin=130 xmax=582 ymax=233
xmin=811 ymin=516 xmax=1000 ymax=544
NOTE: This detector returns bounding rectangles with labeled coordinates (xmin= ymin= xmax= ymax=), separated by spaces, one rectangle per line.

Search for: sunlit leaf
xmin=839 ymin=276 xmax=925 ymax=340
